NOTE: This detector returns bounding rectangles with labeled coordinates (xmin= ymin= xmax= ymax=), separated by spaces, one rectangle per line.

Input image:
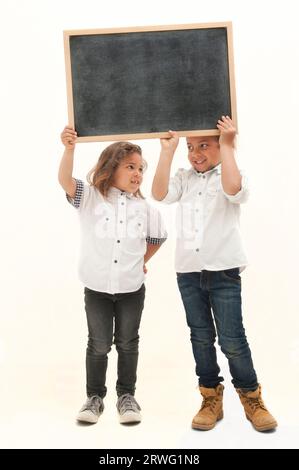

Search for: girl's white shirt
xmin=67 ymin=180 xmax=167 ymax=294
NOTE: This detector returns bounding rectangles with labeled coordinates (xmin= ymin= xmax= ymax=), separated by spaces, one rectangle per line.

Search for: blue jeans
xmin=84 ymin=284 xmax=145 ymax=398
xmin=177 ymin=270 xmax=258 ymax=390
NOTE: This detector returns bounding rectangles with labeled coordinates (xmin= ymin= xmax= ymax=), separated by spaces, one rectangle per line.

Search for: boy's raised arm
xmin=151 ymin=131 xmax=179 ymax=201
xmin=217 ymin=116 xmax=241 ymax=195
xmin=58 ymin=126 xmax=78 ymax=198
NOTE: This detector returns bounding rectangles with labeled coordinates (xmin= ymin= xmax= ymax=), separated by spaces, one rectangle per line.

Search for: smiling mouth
xmin=130 ymin=180 xmax=140 ymax=185
xmin=193 ymin=159 xmax=206 ymax=165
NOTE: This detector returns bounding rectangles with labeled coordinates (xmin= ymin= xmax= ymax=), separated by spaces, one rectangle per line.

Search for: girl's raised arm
xmin=58 ymin=126 xmax=77 ymax=198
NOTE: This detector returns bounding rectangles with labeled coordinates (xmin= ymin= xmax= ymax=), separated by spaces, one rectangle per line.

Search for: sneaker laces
xmin=117 ymin=394 xmax=141 ymax=413
xmin=83 ymin=395 xmax=103 ymax=413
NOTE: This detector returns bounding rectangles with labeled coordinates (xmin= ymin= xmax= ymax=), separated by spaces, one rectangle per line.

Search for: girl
xmin=58 ymin=126 xmax=167 ymax=425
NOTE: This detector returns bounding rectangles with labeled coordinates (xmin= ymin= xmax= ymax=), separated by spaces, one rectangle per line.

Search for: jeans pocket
xmin=222 ymin=268 xmax=241 ymax=282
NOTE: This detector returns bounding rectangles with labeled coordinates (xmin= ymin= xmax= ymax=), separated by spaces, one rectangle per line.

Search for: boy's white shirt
xmin=158 ymin=163 xmax=249 ymax=273
xmin=67 ymin=181 xmax=167 ymax=294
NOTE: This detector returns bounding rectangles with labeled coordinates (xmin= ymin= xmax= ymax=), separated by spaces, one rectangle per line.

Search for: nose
xmin=195 ymin=146 xmax=205 ymax=154
xmin=192 ymin=149 xmax=202 ymax=158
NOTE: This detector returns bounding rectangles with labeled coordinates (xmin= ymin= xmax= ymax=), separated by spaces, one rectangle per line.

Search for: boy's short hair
xmin=186 ymin=135 xmax=220 ymax=143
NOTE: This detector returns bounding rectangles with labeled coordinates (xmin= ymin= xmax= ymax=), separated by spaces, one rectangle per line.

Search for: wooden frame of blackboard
xmin=64 ymin=22 xmax=237 ymax=142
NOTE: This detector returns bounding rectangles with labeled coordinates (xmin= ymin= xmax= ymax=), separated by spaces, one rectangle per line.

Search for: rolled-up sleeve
xmin=223 ymin=174 xmax=249 ymax=204
xmin=146 ymin=205 xmax=167 ymax=245
xmin=66 ymin=179 xmax=90 ymax=210
xmin=158 ymin=169 xmax=184 ymax=204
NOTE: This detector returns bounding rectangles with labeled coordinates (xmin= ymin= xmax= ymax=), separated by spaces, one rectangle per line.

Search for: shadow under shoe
xmin=77 ymin=395 xmax=104 ymax=424
xmin=192 ymin=384 xmax=224 ymax=431
xmin=236 ymin=384 xmax=277 ymax=432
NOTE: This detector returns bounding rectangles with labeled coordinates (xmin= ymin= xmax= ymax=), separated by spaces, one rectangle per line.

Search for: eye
xmin=127 ymin=164 xmax=134 ymax=169
xmin=138 ymin=167 xmax=144 ymax=174
xmin=200 ymin=143 xmax=208 ymax=150
xmin=187 ymin=145 xmax=194 ymax=152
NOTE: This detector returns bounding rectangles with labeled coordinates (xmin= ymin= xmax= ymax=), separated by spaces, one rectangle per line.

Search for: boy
xmin=152 ymin=116 xmax=277 ymax=432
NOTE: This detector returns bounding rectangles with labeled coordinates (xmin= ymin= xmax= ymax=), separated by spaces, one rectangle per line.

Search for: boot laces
xmin=201 ymin=396 xmax=218 ymax=412
xmin=247 ymin=396 xmax=267 ymax=412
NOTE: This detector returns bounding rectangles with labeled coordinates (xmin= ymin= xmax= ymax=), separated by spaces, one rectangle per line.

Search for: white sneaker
xmin=117 ymin=394 xmax=142 ymax=424
xmin=77 ymin=395 xmax=104 ymax=424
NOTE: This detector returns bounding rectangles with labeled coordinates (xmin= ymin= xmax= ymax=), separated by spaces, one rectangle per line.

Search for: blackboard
xmin=64 ymin=23 xmax=237 ymax=142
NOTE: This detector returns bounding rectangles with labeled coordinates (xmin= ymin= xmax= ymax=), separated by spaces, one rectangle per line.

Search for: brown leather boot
xmin=192 ymin=384 xmax=224 ymax=430
xmin=236 ymin=384 xmax=277 ymax=431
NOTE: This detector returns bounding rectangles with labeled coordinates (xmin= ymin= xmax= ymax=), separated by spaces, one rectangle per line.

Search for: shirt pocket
xmin=128 ymin=213 xmax=146 ymax=240
xmin=206 ymin=184 xmax=225 ymax=208
xmin=136 ymin=217 xmax=146 ymax=238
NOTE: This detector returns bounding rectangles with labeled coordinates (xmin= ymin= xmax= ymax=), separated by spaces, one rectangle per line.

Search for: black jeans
xmin=84 ymin=284 xmax=145 ymax=398
xmin=177 ymin=270 xmax=258 ymax=390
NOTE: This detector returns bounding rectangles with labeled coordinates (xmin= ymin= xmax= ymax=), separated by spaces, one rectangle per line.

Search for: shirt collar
xmin=108 ymin=186 xmax=136 ymax=200
xmin=191 ymin=163 xmax=221 ymax=176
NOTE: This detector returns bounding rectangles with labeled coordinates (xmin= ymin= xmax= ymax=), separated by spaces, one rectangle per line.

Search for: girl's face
xmin=112 ymin=152 xmax=144 ymax=193
xmin=186 ymin=136 xmax=220 ymax=173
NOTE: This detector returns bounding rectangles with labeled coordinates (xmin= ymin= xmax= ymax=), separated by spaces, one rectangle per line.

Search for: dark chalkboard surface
xmin=64 ymin=23 xmax=237 ymax=142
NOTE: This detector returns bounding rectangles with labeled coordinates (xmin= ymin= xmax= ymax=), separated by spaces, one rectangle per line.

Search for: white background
xmin=0 ymin=0 xmax=298 ymax=449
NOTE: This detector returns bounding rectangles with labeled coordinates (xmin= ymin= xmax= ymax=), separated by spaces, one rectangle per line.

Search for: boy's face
xmin=112 ymin=153 xmax=144 ymax=193
xmin=186 ymin=136 xmax=220 ymax=173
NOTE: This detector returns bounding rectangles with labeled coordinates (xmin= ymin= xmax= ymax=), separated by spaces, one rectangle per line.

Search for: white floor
xmin=1 ymin=356 xmax=298 ymax=449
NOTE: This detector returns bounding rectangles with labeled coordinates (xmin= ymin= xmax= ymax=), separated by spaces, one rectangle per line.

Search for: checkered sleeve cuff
xmin=146 ymin=237 xmax=167 ymax=245
xmin=66 ymin=179 xmax=84 ymax=209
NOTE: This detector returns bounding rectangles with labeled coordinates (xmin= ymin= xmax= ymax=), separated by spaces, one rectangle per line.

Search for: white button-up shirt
xmin=160 ymin=164 xmax=249 ymax=273
xmin=67 ymin=180 xmax=167 ymax=294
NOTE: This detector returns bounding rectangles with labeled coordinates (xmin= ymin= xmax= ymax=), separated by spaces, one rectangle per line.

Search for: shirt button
xmin=195 ymin=209 xmax=199 ymax=212
xmin=198 ymin=192 xmax=202 ymax=196
xmin=106 ymin=217 xmax=109 ymax=221
xmin=114 ymin=260 xmax=118 ymax=263
xmin=203 ymin=175 xmax=206 ymax=179
xmin=120 ymin=220 xmax=123 ymax=223
xmin=121 ymin=202 xmax=124 ymax=205
xmin=117 ymin=240 xmax=120 ymax=243
xmin=196 ymin=249 xmax=199 ymax=252
xmin=195 ymin=229 xmax=199 ymax=232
